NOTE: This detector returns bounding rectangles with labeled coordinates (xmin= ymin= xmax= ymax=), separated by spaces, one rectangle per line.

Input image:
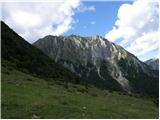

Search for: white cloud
xmin=1 ymin=1 xmax=80 ymax=43
xmin=127 ymin=32 xmax=158 ymax=56
xmin=1 ymin=1 xmax=95 ymax=43
xmin=91 ymin=21 xmax=95 ymax=25
xmin=105 ymin=0 xmax=159 ymax=60
xmin=87 ymin=6 xmax=95 ymax=11
xmin=77 ymin=3 xmax=95 ymax=12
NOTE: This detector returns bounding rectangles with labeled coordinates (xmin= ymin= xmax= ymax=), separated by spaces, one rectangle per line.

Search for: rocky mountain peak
xmin=33 ymin=35 xmax=158 ymax=96
xmin=145 ymin=58 xmax=159 ymax=70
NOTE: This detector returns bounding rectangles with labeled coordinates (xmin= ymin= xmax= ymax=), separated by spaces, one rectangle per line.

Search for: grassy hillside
xmin=1 ymin=21 xmax=159 ymax=119
xmin=1 ymin=21 xmax=80 ymax=84
xmin=1 ymin=62 xmax=159 ymax=119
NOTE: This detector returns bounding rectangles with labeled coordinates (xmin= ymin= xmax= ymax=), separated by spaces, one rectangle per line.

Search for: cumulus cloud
xmin=105 ymin=0 xmax=159 ymax=60
xmin=127 ymin=32 xmax=158 ymax=55
xmin=1 ymin=0 xmax=95 ymax=43
xmin=1 ymin=1 xmax=80 ymax=43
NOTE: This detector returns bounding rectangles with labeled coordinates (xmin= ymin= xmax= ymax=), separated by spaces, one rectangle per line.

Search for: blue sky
xmin=63 ymin=0 xmax=159 ymax=61
xmin=1 ymin=0 xmax=158 ymax=61
xmin=64 ymin=1 xmax=133 ymax=37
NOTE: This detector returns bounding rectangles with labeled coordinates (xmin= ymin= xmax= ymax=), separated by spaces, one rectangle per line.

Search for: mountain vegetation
xmin=1 ymin=21 xmax=81 ymax=84
xmin=2 ymin=65 xmax=158 ymax=118
xmin=34 ymin=34 xmax=159 ymax=97
xmin=1 ymin=21 xmax=159 ymax=118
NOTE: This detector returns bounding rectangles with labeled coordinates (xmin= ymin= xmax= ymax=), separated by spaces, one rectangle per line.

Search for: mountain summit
xmin=145 ymin=58 xmax=159 ymax=70
xmin=34 ymin=35 xmax=158 ymax=96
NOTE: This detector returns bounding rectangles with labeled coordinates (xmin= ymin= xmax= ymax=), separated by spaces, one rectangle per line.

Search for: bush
xmin=153 ymin=98 xmax=159 ymax=107
xmin=77 ymin=86 xmax=88 ymax=93
xmin=90 ymin=93 xmax=98 ymax=97
xmin=27 ymin=78 xmax=33 ymax=81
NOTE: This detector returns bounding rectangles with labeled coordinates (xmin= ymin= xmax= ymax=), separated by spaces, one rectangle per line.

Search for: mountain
xmin=1 ymin=21 xmax=81 ymax=84
xmin=33 ymin=35 xmax=159 ymax=97
xmin=145 ymin=58 xmax=159 ymax=70
xmin=1 ymin=21 xmax=158 ymax=118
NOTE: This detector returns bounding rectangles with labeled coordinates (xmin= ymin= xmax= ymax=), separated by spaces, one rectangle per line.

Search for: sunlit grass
xmin=1 ymin=66 xmax=158 ymax=119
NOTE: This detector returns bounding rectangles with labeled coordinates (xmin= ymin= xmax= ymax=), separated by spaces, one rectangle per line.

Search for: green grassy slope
xmin=1 ymin=21 xmax=159 ymax=119
xmin=1 ymin=21 xmax=80 ymax=84
xmin=1 ymin=64 xmax=158 ymax=119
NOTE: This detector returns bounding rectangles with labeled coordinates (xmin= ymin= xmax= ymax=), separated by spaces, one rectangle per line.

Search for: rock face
xmin=33 ymin=35 xmax=158 ymax=96
xmin=145 ymin=58 xmax=159 ymax=70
